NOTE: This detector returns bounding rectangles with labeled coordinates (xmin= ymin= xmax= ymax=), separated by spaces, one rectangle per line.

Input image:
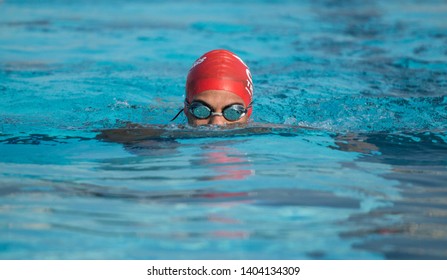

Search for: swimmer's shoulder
xmin=96 ymin=122 xmax=314 ymax=143
xmin=96 ymin=123 xmax=186 ymax=143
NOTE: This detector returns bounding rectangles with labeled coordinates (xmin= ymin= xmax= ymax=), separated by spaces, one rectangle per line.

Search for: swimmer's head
xmin=183 ymin=49 xmax=253 ymax=126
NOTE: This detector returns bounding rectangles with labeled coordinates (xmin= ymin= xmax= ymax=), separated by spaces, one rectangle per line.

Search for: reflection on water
xmin=193 ymin=141 xmax=254 ymax=181
xmin=0 ymin=127 xmax=386 ymax=259
xmin=1 ymin=129 xmax=447 ymax=259
xmin=121 ymin=138 xmax=254 ymax=181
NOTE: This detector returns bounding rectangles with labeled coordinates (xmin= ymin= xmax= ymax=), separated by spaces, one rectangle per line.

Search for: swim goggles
xmin=171 ymin=100 xmax=251 ymax=122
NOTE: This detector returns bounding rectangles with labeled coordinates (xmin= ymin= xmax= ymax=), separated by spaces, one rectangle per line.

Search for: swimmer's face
xmin=185 ymin=90 xmax=250 ymax=126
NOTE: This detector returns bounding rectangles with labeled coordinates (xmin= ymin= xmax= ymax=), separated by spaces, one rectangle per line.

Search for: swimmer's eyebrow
xmin=192 ymin=99 xmax=245 ymax=111
xmin=193 ymin=99 xmax=216 ymax=111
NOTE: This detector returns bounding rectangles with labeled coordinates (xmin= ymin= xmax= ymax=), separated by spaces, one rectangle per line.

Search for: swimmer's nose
xmin=208 ymin=115 xmax=226 ymax=125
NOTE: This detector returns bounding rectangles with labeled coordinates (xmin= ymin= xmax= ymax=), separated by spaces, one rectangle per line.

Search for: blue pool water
xmin=1 ymin=0 xmax=447 ymax=259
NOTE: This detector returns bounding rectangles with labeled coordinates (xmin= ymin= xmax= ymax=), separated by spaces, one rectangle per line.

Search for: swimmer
xmin=99 ymin=49 xmax=304 ymax=143
xmin=171 ymin=49 xmax=254 ymax=126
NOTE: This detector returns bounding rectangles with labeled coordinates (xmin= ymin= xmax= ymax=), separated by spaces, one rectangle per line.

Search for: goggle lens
xmin=223 ymin=105 xmax=246 ymax=121
xmin=190 ymin=103 xmax=212 ymax=119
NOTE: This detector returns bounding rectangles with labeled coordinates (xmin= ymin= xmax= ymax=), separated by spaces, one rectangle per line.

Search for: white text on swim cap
xmin=245 ymin=68 xmax=253 ymax=97
xmin=190 ymin=57 xmax=206 ymax=70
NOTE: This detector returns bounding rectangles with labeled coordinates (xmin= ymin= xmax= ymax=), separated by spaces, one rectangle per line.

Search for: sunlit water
xmin=1 ymin=0 xmax=446 ymax=259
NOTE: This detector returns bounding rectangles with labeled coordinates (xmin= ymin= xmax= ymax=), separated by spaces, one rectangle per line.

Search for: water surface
xmin=1 ymin=0 xmax=447 ymax=259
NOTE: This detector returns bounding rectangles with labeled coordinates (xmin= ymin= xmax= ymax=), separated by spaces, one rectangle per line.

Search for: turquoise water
xmin=1 ymin=0 xmax=447 ymax=259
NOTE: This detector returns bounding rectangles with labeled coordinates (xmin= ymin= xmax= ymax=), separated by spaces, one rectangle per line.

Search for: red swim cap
xmin=186 ymin=49 xmax=253 ymax=116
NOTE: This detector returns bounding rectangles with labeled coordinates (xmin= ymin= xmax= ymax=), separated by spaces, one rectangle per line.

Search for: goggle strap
xmin=170 ymin=108 xmax=184 ymax=122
